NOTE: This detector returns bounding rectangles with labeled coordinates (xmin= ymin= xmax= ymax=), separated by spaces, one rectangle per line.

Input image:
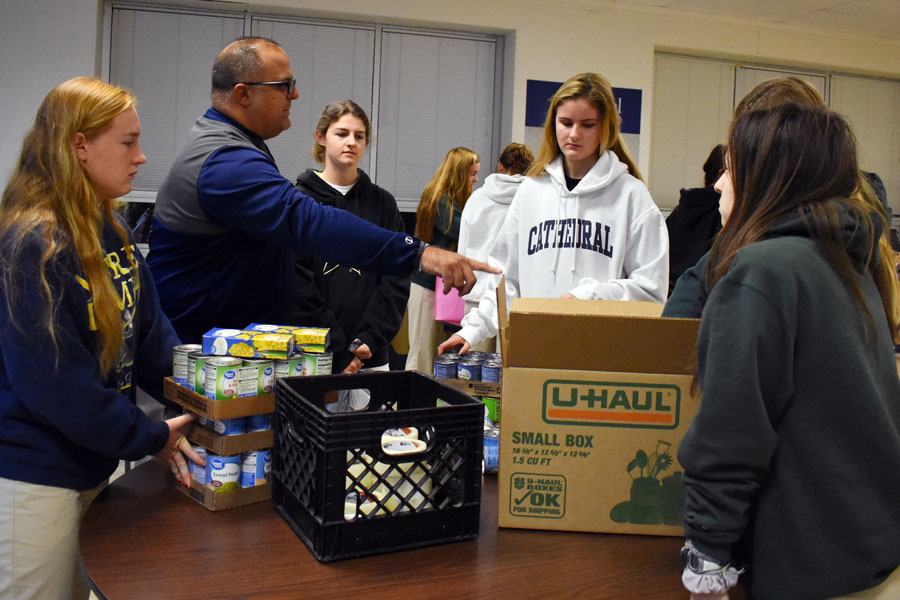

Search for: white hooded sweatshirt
xmin=458 ymin=172 xmax=526 ymax=302
xmin=456 ymin=151 xmax=669 ymax=348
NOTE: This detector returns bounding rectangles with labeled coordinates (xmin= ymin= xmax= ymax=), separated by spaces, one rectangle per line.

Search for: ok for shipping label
xmin=542 ymin=379 xmax=681 ymax=429
xmin=508 ymin=473 xmax=566 ymax=518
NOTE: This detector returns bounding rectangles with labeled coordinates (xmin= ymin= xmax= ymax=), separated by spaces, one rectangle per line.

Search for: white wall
xmin=3 ymin=0 xmax=900 ymax=187
xmin=0 ymin=0 xmax=100 ymax=185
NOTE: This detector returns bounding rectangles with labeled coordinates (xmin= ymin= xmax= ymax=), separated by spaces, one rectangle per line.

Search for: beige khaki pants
xmin=405 ymin=282 xmax=449 ymax=373
xmin=830 ymin=566 xmax=900 ymax=599
xmin=0 ymin=476 xmax=105 ymax=600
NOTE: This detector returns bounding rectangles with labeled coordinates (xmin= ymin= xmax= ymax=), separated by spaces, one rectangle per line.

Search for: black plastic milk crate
xmin=271 ymin=371 xmax=483 ymax=562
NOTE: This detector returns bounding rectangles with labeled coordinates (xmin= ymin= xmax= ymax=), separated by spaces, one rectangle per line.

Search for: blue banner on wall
xmin=525 ymin=79 xmax=642 ymax=134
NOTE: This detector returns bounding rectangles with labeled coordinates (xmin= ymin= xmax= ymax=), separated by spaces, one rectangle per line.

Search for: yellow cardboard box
xmin=496 ymin=286 xmax=700 ymax=536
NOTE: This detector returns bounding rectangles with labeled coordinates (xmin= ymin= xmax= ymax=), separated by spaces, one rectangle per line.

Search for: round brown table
xmin=80 ymin=459 xmax=747 ymax=599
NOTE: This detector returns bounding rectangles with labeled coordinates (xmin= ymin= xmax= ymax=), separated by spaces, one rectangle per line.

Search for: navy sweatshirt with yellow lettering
xmin=0 ymin=214 xmax=178 ymax=490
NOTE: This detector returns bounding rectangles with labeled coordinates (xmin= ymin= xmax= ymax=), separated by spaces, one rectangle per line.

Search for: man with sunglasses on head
xmin=148 ymin=37 xmax=496 ymax=344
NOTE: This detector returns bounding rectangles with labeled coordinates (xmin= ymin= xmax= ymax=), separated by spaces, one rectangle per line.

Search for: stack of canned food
xmin=482 ymin=392 xmax=501 ymax=475
xmin=172 ymin=344 xmax=333 ymax=399
xmin=430 ymin=350 xmax=503 ymax=475
xmin=196 ymin=413 xmax=272 ymax=436
xmin=189 ymin=446 xmax=271 ymax=492
xmin=433 ymin=350 xmax=502 ymax=383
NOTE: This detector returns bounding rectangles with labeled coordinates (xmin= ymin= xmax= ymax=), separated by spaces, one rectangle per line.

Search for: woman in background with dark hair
xmin=664 ymin=144 xmax=724 ymax=294
xmin=456 ymin=142 xmax=534 ymax=352
xmin=663 ymin=76 xmax=897 ymax=319
xmin=677 ymin=103 xmax=900 ymax=599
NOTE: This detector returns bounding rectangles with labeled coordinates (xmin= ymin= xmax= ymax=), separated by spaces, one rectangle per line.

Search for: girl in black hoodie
xmin=292 ymin=100 xmax=410 ymax=400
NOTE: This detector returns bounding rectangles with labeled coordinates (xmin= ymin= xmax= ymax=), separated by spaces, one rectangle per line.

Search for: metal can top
xmin=206 ymin=357 xmax=243 ymax=367
xmin=173 ymin=344 xmax=203 ymax=353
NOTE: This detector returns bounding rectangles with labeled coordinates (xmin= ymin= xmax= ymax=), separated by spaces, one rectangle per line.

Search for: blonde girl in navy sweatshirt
xmin=0 ymin=78 xmax=202 ymax=599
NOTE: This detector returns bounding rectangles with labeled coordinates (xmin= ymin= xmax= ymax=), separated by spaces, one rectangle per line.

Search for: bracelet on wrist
xmin=417 ymin=242 xmax=429 ymax=272
xmin=680 ymin=540 xmax=743 ymax=595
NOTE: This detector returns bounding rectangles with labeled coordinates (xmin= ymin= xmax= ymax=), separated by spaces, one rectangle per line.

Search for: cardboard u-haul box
xmin=495 ymin=287 xmax=700 ymax=536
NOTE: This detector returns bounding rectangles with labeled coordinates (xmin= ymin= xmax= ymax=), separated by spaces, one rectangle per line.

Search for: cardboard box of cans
xmin=184 ymin=419 xmax=274 ymax=456
xmin=164 ymin=377 xmax=275 ymax=420
xmin=440 ymin=379 xmax=502 ymax=399
xmin=495 ymin=286 xmax=701 ymax=537
xmin=168 ymin=470 xmax=270 ymax=511
xmin=165 ymin=381 xmax=274 ymax=510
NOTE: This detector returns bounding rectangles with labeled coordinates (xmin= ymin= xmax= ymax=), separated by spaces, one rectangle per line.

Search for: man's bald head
xmin=211 ymin=36 xmax=282 ymax=107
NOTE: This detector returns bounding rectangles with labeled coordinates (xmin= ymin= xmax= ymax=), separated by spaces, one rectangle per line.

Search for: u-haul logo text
xmin=542 ymin=379 xmax=680 ymax=429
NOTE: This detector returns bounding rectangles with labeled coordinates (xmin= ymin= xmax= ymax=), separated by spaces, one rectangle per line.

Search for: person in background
xmin=664 ymin=144 xmax=724 ymax=294
xmin=291 ymin=100 xmax=409 ymax=408
xmin=405 ymin=147 xmax=480 ymax=372
xmin=663 ymin=76 xmax=896 ymax=320
xmin=147 ymin=37 xmax=496 ymax=344
xmin=677 ymin=102 xmax=900 ymax=600
xmin=0 ymin=77 xmax=203 ymax=600
xmin=439 ymin=72 xmax=668 ymax=356
xmin=456 ymin=142 xmax=534 ymax=352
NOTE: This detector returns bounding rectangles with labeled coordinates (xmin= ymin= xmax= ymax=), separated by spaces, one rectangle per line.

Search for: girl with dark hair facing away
xmin=677 ymin=103 xmax=900 ymax=599
xmin=439 ymin=72 xmax=668 ymax=356
xmin=0 ymin=77 xmax=202 ymax=599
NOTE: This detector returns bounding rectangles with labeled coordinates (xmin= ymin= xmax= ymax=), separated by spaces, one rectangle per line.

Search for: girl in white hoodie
xmin=457 ymin=143 xmax=534 ymax=351
xmin=439 ymin=72 xmax=668 ymax=354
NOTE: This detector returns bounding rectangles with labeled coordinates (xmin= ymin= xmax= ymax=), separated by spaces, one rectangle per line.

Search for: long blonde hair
xmin=528 ymin=72 xmax=642 ymax=182
xmin=414 ymin=147 xmax=479 ymax=242
xmin=0 ymin=77 xmax=139 ymax=373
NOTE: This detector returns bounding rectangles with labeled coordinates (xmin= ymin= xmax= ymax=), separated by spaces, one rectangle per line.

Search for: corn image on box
xmin=245 ymin=323 xmax=330 ymax=353
xmin=202 ymin=328 xmax=295 ymax=359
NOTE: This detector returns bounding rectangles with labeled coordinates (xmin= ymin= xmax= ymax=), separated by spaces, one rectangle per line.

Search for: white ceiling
xmin=609 ymin=0 xmax=900 ymax=40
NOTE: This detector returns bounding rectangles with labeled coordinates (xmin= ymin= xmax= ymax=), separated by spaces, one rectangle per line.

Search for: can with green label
xmin=301 ymin=351 xmax=333 ymax=376
xmin=188 ymin=352 xmax=216 ymax=394
xmin=274 ymin=355 xmax=304 ymax=379
xmin=173 ymin=344 xmax=202 ymax=385
xmin=481 ymin=396 xmax=501 ymax=424
xmin=204 ymin=357 xmax=242 ymax=400
xmin=242 ymin=358 xmax=274 ymax=395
